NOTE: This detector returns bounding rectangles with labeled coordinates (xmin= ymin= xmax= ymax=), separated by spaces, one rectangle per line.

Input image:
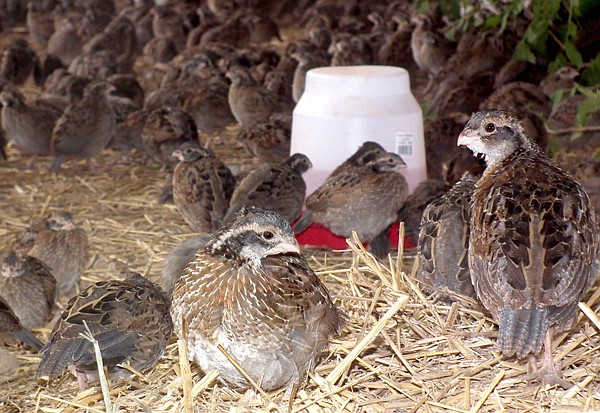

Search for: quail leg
xmin=527 ymin=329 xmax=570 ymax=389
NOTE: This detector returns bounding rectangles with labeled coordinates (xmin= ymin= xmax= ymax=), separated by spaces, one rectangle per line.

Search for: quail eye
xmin=262 ymin=231 xmax=274 ymax=240
xmin=484 ymin=123 xmax=495 ymax=133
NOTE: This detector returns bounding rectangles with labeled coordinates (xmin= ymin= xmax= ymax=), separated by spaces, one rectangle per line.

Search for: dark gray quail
xmin=0 ymin=296 xmax=43 ymax=350
xmin=15 ymin=211 xmax=88 ymax=296
xmin=50 ymin=81 xmax=116 ymax=171
xmin=294 ymin=152 xmax=409 ymax=258
xmin=171 ymin=207 xmax=344 ymax=392
xmin=0 ymin=88 xmax=62 ymax=168
xmin=36 ymin=273 xmax=172 ymax=391
xmin=141 ymin=106 xmax=200 ymax=168
xmin=458 ymin=109 xmax=600 ymax=388
xmin=0 ymin=251 xmax=56 ymax=331
xmin=224 ymin=153 xmax=312 ymax=225
xmin=415 ymin=172 xmax=478 ymax=302
xmin=172 ymin=142 xmax=236 ymax=233
xmin=226 ymin=65 xmax=282 ymax=129
xmin=161 ymin=235 xmax=211 ymax=298
xmin=398 ymin=178 xmax=449 ymax=239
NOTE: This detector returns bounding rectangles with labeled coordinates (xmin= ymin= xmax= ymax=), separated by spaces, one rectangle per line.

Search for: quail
xmin=0 ymin=39 xmax=38 ymax=85
xmin=15 ymin=211 xmax=88 ymax=296
xmin=415 ymin=172 xmax=478 ymax=302
xmin=458 ymin=110 xmax=600 ymax=387
xmin=398 ymin=178 xmax=449 ymax=239
xmin=141 ymin=106 xmax=200 ymax=168
xmin=171 ymin=207 xmax=344 ymax=392
xmin=50 ymin=81 xmax=116 ymax=171
xmin=0 ymin=251 xmax=56 ymax=331
xmin=172 ymin=142 xmax=236 ymax=233
xmin=294 ymin=151 xmax=409 ymax=258
xmin=0 ymin=296 xmax=43 ymax=350
xmin=224 ymin=153 xmax=312 ymax=225
xmin=0 ymin=88 xmax=62 ymax=168
xmin=37 ymin=273 xmax=173 ymax=391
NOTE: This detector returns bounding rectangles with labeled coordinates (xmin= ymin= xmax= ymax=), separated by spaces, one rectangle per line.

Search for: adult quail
xmin=37 ymin=273 xmax=172 ymax=391
xmin=415 ymin=172 xmax=478 ymax=302
xmin=0 ymin=88 xmax=62 ymax=168
xmin=172 ymin=142 xmax=236 ymax=233
xmin=458 ymin=109 xmax=600 ymax=387
xmin=15 ymin=211 xmax=88 ymax=296
xmin=171 ymin=207 xmax=344 ymax=393
xmin=294 ymin=151 xmax=409 ymax=258
xmin=50 ymin=81 xmax=116 ymax=171
xmin=0 ymin=251 xmax=56 ymax=331
xmin=223 ymin=153 xmax=312 ymax=225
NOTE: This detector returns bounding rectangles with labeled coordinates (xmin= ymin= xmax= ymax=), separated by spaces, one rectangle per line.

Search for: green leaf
xmin=514 ymin=41 xmax=536 ymax=64
xmin=582 ymin=54 xmax=600 ymax=86
xmin=564 ymin=41 xmax=584 ymax=67
xmin=549 ymin=53 xmax=567 ymax=73
xmin=484 ymin=15 xmax=501 ymax=28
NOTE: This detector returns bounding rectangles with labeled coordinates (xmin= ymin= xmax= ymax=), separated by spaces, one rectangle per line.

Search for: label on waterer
xmin=394 ymin=132 xmax=414 ymax=156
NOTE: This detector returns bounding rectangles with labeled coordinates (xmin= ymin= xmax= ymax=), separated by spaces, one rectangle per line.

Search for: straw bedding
xmin=0 ymin=134 xmax=599 ymax=413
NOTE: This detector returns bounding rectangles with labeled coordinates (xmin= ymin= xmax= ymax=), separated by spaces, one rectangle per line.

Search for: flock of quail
xmin=0 ymin=0 xmax=598 ymax=404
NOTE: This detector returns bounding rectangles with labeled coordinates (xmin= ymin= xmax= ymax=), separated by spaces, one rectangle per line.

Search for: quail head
xmin=172 ymin=142 xmax=236 ymax=233
xmin=415 ymin=173 xmax=477 ymax=302
xmin=15 ymin=211 xmax=88 ymax=296
xmin=294 ymin=151 xmax=409 ymax=258
xmin=36 ymin=273 xmax=173 ymax=391
xmin=330 ymin=141 xmax=387 ymax=177
xmin=224 ymin=153 xmax=312 ymax=225
xmin=50 ymin=81 xmax=116 ymax=171
xmin=0 ymin=297 xmax=43 ymax=350
xmin=171 ymin=207 xmax=344 ymax=392
xmin=0 ymin=251 xmax=56 ymax=331
xmin=458 ymin=109 xmax=600 ymax=387
xmin=0 ymin=88 xmax=62 ymax=168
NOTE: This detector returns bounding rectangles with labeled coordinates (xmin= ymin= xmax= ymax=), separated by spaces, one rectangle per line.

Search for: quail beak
xmin=62 ymin=221 xmax=76 ymax=230
xmin=277 ymin=241 xmax=301 ymax=255
xmin=457 ymin=129 xmax=478 ymax=147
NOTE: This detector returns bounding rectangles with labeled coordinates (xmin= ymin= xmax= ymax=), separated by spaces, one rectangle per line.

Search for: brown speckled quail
xmin=0 ymin=296 xmax=43 ymax=350
xmin=224 ymin=153 xmax=312 ymax=225
xmin=294 ymin=151 xmax=409 ymax=258
xmin=0 ymin=39 xmax=38 ymax=85
xmin=0 ymin=88 xmax=62 ymax=168
xmin=415 ymin=172 xmax=478 ymax=302
xmin=0 ymin=251 xmax=56 ymax=331
xmin=142 ymin=106 xmax=200 ymax=168
xmin=50 ymin=81 xmax=116 ymax=171
xmin=410 ymin=14 xmax=453 ymax=91
xmin=36 ymin=273 xmax=172 ymax=391
xmin=236 ymin=112 xmax=292 ymax=164
xmin=226 ymin=65 xmax=282 ymax=129
xmin=15 ymin=211 xmax=88 ymax=296
xmin=171 ymin=207 xmax=344 ymax=393
xmin=458 ymin=110 xmax=600 ymax=388
xmin=172 ymin=142 xmax=236 ymax=233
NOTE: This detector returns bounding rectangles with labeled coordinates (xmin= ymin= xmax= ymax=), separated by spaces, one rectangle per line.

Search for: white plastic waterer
xmin=291 ymin=65 xmax=426 ymax=195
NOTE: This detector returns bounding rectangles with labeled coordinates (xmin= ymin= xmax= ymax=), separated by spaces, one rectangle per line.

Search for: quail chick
xmin=142 ymin=106 xmax=200 ymax=168
xmin=172 ymin=142 xmax=236 ymax=233
xmin=15 ymin=211 xmax=88 ymax=296
xmin=50 ymin=81 xmax=116 ymax=171
xmin=226 ymin=65 xmax=282 ymax=129
xmin=36 ymin=273 xmax=172 ymax=391
xmin=171 ymin=207 xmax=344 ymax=392
xmin=0 ymin=39 xmax=38 ymax=85
xmin=161 ymin=235 xmax=211 ymax=298
xmin=415 ymin=173 xmax=478 ymax=302
xmin=458 ymin=110 xmax=600 ymax=387
xmin=236 ymin=112 xmax=291 ymax=164
xmin=0 ymin=88 xmax=62 ymax=168
xmin=0 ymin=251 xmax=56 ymax=331
xmin=295 ymin=152 xmax=409 ymax=258
xmin=0 ymin=297 xmax=43 ymax=350
xmin=410 ymin=14 xmax=453 ymax=91
xmin=224 ymin=153 xmax=312 ymax=225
